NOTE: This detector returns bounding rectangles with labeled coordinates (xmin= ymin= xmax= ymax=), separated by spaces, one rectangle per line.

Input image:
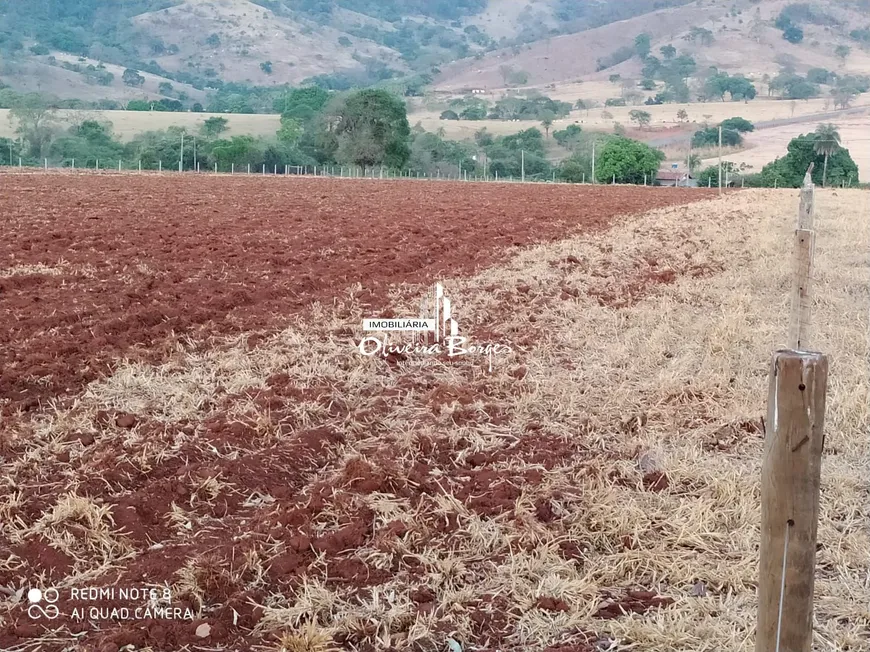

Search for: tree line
xmin=1 ymin=86 xmax=860 ymax=188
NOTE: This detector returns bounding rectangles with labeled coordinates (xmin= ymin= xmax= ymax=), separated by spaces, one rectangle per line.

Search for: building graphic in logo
xmin=362 ymin=283 xmax=460 ymax=342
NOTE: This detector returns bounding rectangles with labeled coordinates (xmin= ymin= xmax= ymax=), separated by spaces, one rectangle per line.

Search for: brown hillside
xmin=437 ymin=0 xmax=870 ymax=93
xmin=434 ymin=4 xmax=712 ymax=91
xmin=133 ymin=0 xmax=407 ymax=86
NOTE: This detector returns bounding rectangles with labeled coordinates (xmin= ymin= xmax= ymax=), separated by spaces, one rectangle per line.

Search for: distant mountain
xmin=0 ymin=0 xmax=867 ymax=104
xmin=0 ymin=0 xmax=702 ymax=97
xmin=436 ymin=0 xmax=870 ymax=95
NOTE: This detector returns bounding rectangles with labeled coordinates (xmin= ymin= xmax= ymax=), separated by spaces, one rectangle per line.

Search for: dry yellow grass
xmin=0 ymin=109 xmax=281 ymax=142
xmin=411 ymin=96 xmax=870 ymax=138
xmin=3 ymin=186 xmax=868 ymax=650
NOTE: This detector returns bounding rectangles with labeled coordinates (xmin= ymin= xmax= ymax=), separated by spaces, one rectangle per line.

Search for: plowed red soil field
xmin=1 ymin=172 xmax=717 ymax=652
xmin=0 ymin=173 xmax=713 ymax=417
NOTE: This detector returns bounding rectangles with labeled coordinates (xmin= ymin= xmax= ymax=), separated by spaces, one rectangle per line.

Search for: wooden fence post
xmin=756 ymin=350 xmax=828 ymax=652
xmin=789 ymin=166 xmax=815 ymax=350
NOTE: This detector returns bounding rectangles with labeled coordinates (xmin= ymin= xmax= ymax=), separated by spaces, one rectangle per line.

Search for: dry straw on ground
xmin=2 ymin=189 xmax=869 ymax=651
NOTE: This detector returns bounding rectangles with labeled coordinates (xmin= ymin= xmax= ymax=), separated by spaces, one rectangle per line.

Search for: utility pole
xmin=193 ymin=137 xmax=197 ymax=172
xmin=180 ymin=132 xmax=185 ymax=172
xmin=718 ymin=125 xmax=723 ymax=194
xmin=521 ymin=149 xmax=525 ymax=183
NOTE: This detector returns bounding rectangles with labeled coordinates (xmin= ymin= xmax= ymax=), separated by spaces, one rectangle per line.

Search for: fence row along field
xmin=0 ymin=173 xmax=867 ymax=652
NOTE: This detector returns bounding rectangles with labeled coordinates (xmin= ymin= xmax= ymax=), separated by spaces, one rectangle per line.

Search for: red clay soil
xmin=0 ymin=173 xmax=715 ymax=415
xmin=0 ymin=173 xmax=715 ymax=651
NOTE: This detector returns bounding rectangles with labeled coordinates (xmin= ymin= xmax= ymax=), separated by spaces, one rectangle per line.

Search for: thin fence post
xmin=756 ymin=349 xmax=828 ymax=652
xmin=118 ymin=160 xmax=122 ymax=172
xmin=232 ymin=163 xmax=234 ymax=174
xmin=215 ymin=163 xmax=218 ymax=173
xmin=72 ymin=159 xmax=75 ymax=170
xmin=789 ymin=166 xmax=816 ymax=350
xmin=159 ymin=160 xmax=162 ymax=173
xmin=44 ymin=158 xmax=47 ymax=170
xmin=138 ymin=160 xmax=142 ymax=173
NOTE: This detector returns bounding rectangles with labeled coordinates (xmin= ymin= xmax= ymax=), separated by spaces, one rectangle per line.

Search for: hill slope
xmin=437 ymin=0 xmax=870 ymax=94
xmin=132 ymin=0 xmax=406 ymax=86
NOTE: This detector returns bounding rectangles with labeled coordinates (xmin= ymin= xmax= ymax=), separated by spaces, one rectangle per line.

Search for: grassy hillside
xmin=437 ymin=0 xmax=870 ymax=94
xmin=0 ymin=0 xmax=721 ymax=98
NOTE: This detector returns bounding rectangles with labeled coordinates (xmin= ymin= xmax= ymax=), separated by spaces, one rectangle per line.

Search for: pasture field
xmin=0 ymin=175 xmax=868 ymax=652
xmin=0 ymin=110 xmax=282 ymax=142
xmin=702 ymin=112 xmax=870 ymax=183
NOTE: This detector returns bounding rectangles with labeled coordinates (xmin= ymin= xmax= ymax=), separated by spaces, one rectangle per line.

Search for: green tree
xmin=596 ymin=136 xmax=664 ymax=184
xmin=761 ymin=133 xmax=858 ymax=187
xmin=832 ymin=87 xmax=856 ymax=110
xmin=540 ymin=111 xmax=555 ymax=138
xmin=634 ymin=33 xmax=651 ymax=59
xmin=278 ymin=86 xmax=331 ymax=122
xmin=260 ymin=61 xmax=273 ymax=74
xmin=786 ymin=81 xmax=820 ymax=100
xmin=660 ymin=44 xmax=677 ymax=60
xmin=158 ymin=81 xmax=174 ymax=96
xmin=10 ymin=93 xmax=58 ymax=159
xmin=835 ymin=45 xmax=851 ymax=62
xmin=201 ymin=116 xmax=229 ymax=138
xmin=122 ymin=68 xmax=145 ymax=87
xmin=553 ymin=124 xmax=583 ymax=149
xmin=720 ymin=117 xmax=755 ymax=133
xmin=210 ymin=135 xmax=262 ymax=168
xmin=727 ymin=76 xmax=757 ymax=102
xmin=277 ymin=116 xmax=302 ymax=145
xmin=629 ymin=110 xmax=651 ymax=129
xmin=326 ymin=89 xmax=411 ymax=169
xmin=692 ymin=127 xmax=742 ymax=148
xmin=783 ymin=25 xmax=804 ymax=44
xmin=558 ymin=156 xmax=589 ymax=183
xmin=676 ymin=108 xmax=689 ymax=122
xmin=506 ymin=69 xmax=529 ymax=86
xmin=126 ymin=99 xmax=152 ymax=111
xmin=813 ymin=124 xmax=841 ymax=187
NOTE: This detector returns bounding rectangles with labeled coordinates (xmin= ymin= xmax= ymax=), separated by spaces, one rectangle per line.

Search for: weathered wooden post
xmin=756 ymin=350 xmax=828 ymax=652
xmin=756 ymin=163 xmax=826 ymax=652
xmin=789 ymin=166 xmax=815 ymax=351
